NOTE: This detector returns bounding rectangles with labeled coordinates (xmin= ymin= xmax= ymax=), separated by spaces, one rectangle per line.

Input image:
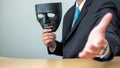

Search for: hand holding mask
xmin=35 ymin=3 xmax=62 ymax=32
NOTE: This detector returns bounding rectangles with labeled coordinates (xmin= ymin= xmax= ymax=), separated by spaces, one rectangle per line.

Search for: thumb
xmin=96 ymin=12 xmax=113 ymax=32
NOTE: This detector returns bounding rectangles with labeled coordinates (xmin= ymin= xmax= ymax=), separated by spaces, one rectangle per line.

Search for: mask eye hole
xmin=37 ymin=14 xmax=44 ymax=18
xmin=47 ymin=13 xmax=55 ymax=17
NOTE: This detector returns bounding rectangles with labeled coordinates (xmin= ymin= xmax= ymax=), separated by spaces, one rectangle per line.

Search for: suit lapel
xmin=62 ymin=4 xmax=75 ymax=43
xmin=65 ymin=0 xmax=92 ymax=43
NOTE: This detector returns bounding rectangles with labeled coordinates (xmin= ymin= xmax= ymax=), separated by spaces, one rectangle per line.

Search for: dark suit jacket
xmin=111 ymin=0 xmax=120 ymax=14
xmin=111 ymin=0 xmax=120 ymax=56
xmin=48 ymin=0 xmax=120 ymax=61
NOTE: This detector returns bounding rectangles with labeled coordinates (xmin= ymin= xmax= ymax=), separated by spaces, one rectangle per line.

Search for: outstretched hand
xmin=79 ymin=13 xmax=113 ymax=58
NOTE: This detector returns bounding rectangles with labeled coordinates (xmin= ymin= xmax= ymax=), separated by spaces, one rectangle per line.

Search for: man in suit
xmin=42 ymin=0 xmax=120 ymax=61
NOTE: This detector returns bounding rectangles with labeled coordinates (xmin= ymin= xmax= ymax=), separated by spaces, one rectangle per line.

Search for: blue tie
xmin=72 ymin=7 xmax=80 ymax=27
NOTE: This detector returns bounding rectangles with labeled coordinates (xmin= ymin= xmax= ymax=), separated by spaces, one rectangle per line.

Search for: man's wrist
xmin=49 ymin=42 xmax=56 ymax=52
xmin=95 ymin=39 xmax=110 ymax=58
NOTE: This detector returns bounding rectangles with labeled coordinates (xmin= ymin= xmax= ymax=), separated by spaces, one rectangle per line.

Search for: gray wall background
xmin=0 ymin=0 xmax=75 ymax=59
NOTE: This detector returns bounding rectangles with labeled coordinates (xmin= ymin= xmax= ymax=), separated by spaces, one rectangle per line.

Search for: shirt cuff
xmin=95 ymin=40 xmax=110 ymax=59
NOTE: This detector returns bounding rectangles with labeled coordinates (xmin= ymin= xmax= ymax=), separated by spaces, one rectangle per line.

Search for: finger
xmin=43 ymin=34 xmax=56 ymax=41
xmin=43 ymin=29 xmax=52 ymax=33
xmin=78 ymin=44 xmax=101 ymax=58
xmin=44 ymin=39 xmax=54 ymax=46
xmin=96 ymin=12 xmax=113 ymax=32
xmin=89 ymin=45 xmax=101 ymax=53
xmin=79 ymin=51 xmax=95 ymax=58
xmin=43 ymin=33 xmax=56 ymax=37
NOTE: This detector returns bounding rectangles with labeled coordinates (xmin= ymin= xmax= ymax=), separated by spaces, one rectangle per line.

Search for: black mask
xmin=35 ymin=2 xmax=62 ymax=32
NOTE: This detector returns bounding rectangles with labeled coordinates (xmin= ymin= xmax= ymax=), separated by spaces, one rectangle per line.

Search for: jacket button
xmin=115 ymin=47 xmax=119 ymax=52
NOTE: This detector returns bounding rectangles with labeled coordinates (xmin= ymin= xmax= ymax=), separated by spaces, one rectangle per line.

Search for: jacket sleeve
xmin=93 ymin=1 xmax=120 ymax=61
xmin=47 ymin=40 xmax=63 ymax=56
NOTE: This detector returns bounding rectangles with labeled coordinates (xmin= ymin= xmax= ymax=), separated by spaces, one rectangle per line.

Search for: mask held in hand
xmin=35 ymin=2 xmax=62 ymax=32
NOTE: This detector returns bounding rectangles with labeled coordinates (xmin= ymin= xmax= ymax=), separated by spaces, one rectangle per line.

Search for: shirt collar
xmin=76 ymin=0 xmax=86 ymax=11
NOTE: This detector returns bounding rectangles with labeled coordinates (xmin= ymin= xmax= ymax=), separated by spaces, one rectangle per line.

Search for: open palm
xmin=79 ymin=13 xmax=113 ymax=58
